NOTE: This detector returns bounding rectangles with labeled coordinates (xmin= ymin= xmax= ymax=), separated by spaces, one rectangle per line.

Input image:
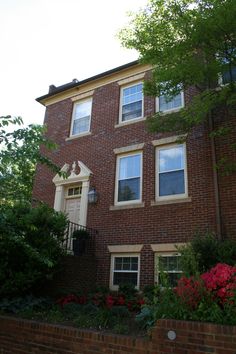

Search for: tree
xmin=120 ymin=0 xmax=236 ymax=238
xmin=0 ymin=202 xmax=67 ymax=297
xmin=120 ymin=0 xmax=236 ymax=169
xmin=0 ymin=115 xmax=59 ymax=204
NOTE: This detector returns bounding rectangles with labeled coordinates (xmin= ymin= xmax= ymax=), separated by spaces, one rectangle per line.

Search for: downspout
xmin=208 ymin=112 xmax=223 ymax=240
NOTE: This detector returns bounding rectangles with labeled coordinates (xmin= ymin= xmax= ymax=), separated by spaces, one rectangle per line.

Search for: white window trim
xmin=155 ymin=252 xmax=182 ymax=286
xmin=119 ymin=82 xmax=144 ymax=124
xmin=155 ymin=143 xmax=188 ymax=202
xmin=114 ymin=151 xmax=143 ymax=206
xmin=110 ymin=253 xmax=140 ymax=291
xmin=70 ymin=98 xmax=92 ymax=137
xmin=156 ymin=91 xmax=184 ymax=114
xmin=65 ymin=185 xmax=82 ymax=200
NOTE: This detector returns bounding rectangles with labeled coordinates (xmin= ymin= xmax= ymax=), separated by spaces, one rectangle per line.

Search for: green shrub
xmin=0 ymin=202 xmax=67 ymax=297
xmin=178 ymin=231 xmax=236 ymax=275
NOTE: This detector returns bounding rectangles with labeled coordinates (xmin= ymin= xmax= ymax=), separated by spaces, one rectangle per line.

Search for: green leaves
xmin=0 ymin=202 xmax=67 ymax=297
xmin=120 ymin=0 xmax=236 ymax=175
xmin=0 ymin=116 xmax=60 ymax=204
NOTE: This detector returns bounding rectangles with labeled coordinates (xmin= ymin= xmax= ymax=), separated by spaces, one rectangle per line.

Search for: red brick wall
xmin=32 ymin=70 xmax=236 ymax=289
xmin=42 ymin=255 xmax=97 ymax=296
xmin=0 ymin=316 xmax=235 ymax=354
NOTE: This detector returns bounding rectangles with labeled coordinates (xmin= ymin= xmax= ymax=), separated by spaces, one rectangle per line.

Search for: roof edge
xmin=36 ymin=60 xmax=139 ymax=103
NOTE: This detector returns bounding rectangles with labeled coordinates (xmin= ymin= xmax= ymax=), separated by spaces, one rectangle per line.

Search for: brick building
xmin=33 ymin=60 xmax=236 ymax=290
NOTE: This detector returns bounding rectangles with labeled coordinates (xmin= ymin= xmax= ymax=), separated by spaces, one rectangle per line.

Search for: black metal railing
xmin=64 ymin=221 xmax=98 ymax=255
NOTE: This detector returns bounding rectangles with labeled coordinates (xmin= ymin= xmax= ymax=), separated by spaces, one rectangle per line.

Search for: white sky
xmin=0 ymin=0 xmax=147 ymax=126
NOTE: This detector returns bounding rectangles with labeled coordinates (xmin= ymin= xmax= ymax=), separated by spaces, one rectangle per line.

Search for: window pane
xmin=113 ymin=272 xmax=138 ymax=286
xmin=159 ymin=146 xmax=184 ymax=172
xmin=72 ymin=116 xmax=90 ymax=135
xmin=119 ymin=155 xmax=140 ymax=179
xmin=74 ymin=101 xmax=91 ymax=119
xmin=159 ymin=92 xmax=182 ymax=111
xmin=114 ymin=257 xmax=123 ymax=270
xmin=123 ymin=258 xmax=131 ymax=270
xmin=222 ymin=67 xmax=236 ymax=84
xmin=122 ymin=83 xmax=143 ymax=121
xmin=123 ymin=84 xmax=143 ymax=101
xmin=68 ymin=188 xmax=74 ymax=196
xmin=168 ymin=256 xmax=178 ymax=271
xmin=158 ymin=272 xmax=181 ymax=287
xmin=118 ymin=178 xmax=140 ymax=201
xmin=131 ymin=257 xmax=138 ymax=271
xmin=159 ymin=256 xmax=168 ymax=271
xmin=159 ymin=170 xmax=185 ymax=196
xmin=122 ymin=101 xmax=142 ymax=121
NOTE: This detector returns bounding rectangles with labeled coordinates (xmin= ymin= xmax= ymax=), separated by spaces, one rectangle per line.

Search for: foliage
xmin=175 ymin=276 xmax=204 ymax=309
xmin=72 ymin=229 xmax=89 ymax=239
xmin=0 ymin=202 xmax=67 ymax=297
xmin=120 ymin=0 xmax=236 ymax=173
xmin=178 ymin=231 xmax=236 ymax=275
xmin=56 ymin=287 xmax=145 ymax=313
xmin=137 ymin=263 xmax=236 ymax=329
xmin=0 ymin=115 xmax=60 ymax=204
xmin=0 ymin=295 xmax=52 ymax=315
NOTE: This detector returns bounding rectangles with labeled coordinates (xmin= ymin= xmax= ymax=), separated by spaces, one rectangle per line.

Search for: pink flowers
xmin=176 ymin=263 xmax=236 ymax=309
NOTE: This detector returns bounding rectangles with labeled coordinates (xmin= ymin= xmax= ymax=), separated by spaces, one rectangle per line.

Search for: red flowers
xmin=56 ymin=292 xmax=145 ymax=311
xmin=201 ymin=263 xmax=236 ymax=304
xmin=175 ymin=276 xmax=203 ymax=309
xmin=175 ymin=263 xmax=236 ymax=309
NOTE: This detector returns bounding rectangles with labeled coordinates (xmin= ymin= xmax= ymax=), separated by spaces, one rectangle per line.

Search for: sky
xmin=0 ymin=0 xmax=147 ymax=126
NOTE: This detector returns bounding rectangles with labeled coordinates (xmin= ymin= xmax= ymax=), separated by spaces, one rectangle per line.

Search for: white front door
xmin=65 ymin=198 xmax=81 ymax=224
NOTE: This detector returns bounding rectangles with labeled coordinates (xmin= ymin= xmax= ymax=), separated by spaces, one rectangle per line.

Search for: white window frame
xmin=115 ymin=151 xmax=143 ymax=206
xmin=119 ymin=82 xmax=144 ymax=124
xmin=66 ymin=185 xmax=82 ymax=199
xmin=156 ymin=91 xmax=184 ymax=114
xmin=70 ymin=98 xmax=92 ymax=137
xmin=155 ymin=252 xmax=182 ymax=287
xmin=110 ymin=253 xmax=140 ymax=291
xmin=155 ymin=143 xmax=188 ymax=201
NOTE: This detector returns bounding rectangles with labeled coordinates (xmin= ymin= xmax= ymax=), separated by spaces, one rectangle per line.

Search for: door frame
xmin=52 ymin=161 xmax=92 ymax=227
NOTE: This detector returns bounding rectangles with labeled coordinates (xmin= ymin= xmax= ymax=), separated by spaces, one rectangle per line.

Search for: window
xmin=110 ymin=254 xmax=140 ymax=290
xmin=115 ymin=152 xmax=142 ymax=204
xmin=120 ymin=83 xmax=143 ymax=122
xmin=156 ymin=254 xmax=182 ymax=287
xmin=219 ymin=49 xmax=236 ymax=85
xmin=156 ymin=144 xmax=187 ymax=200
xmin=71 ymin=99 xmax=92 ymax=136
xmin=157 ymin=91 xmax=184 ymax=113
xmin=67 ymin=186 xmax=82 ymax=197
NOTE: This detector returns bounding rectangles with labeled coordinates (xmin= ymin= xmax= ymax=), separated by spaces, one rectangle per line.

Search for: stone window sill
xmin=115 ymin=117 xmax=146 ymax=128
xmin=110 ymin=202 xmax=145 ymax=211
xmin=66 ymin=132 xmax=92 ymax=141
xmin=151 ymin=197 xmax=192 ymax=206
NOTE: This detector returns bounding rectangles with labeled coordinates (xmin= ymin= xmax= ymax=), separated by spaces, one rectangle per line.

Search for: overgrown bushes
xmin=0 ymin=202 xmax=67 ymax=297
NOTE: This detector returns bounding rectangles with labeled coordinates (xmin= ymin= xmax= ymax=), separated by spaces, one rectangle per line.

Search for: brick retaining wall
xmin=0 ymin=316 xmax=236 ymax=353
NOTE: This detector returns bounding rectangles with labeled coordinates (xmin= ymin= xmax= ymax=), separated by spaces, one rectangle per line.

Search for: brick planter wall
xmin=0 ymin=316 xmax=235 ymax=354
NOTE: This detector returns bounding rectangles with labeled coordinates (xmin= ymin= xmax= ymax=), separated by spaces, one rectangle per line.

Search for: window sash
xmin=157 ymin=91 xmax=184 ymax=113
xmin=156 ymin=254 xmax=182 ymax=287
